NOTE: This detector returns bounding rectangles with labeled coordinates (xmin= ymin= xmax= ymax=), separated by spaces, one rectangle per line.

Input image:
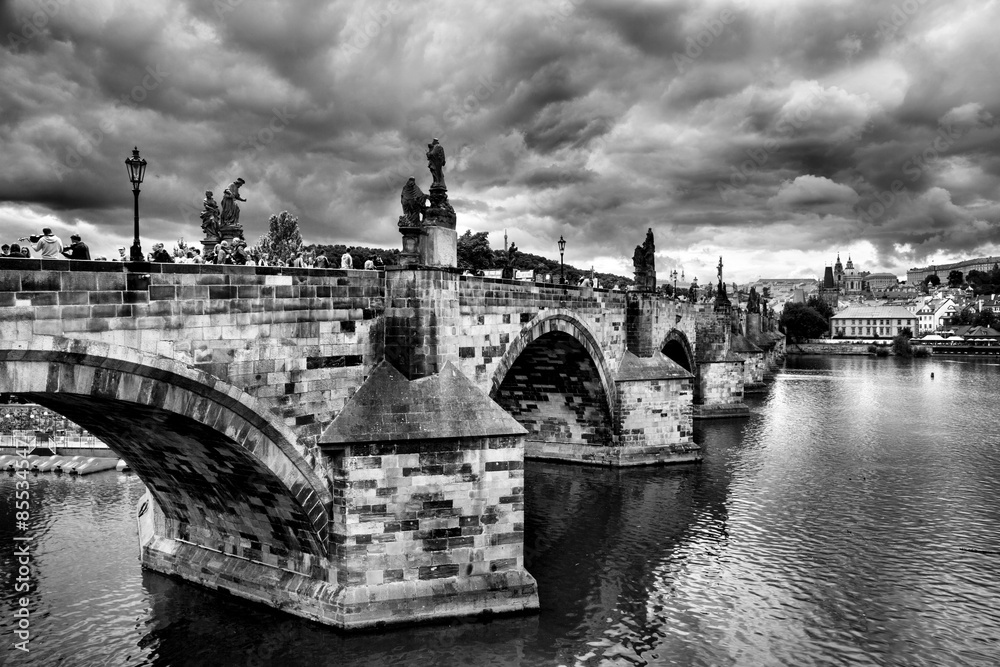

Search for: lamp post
xmin=670 ymin=269 xmax=678 ymax=297
xmin=125 ymin=146 xmax=147 ymax=262
xmin=558 ymin=235 xmax=566 ymax=285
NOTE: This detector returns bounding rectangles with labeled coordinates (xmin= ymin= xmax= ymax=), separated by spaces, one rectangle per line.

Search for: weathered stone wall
xmin=0 ymin=259 xmax=383 ymax=451
xmin=734 ymin=350 xmax=767 ymax=391
xmin=492 ymin=335 xmax=612 ymax=451
xmin=616 ymin=376 xmax=698 ymax=464
xmin=786 ymin=342 xmax=872 ymax=355
xmin=453 ymin=274 xmax=629 ymax=393
xmin=329 ymin=434 xmax=536 ymax=626
xmin=692 ymin=361 xmax=746 ymax=418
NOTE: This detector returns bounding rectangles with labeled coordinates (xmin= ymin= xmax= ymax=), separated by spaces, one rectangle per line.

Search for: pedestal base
xmin=420 ymin=225 xmax=457 ymax=268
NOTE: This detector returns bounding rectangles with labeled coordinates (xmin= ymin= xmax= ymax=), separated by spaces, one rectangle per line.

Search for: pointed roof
xmin=320 ymin=361 xmax=525 ymax=445
xmin=730 ymin=333 xmax=764 ymax=353
xmin=615 ymin=350 xmax=693 ymax=381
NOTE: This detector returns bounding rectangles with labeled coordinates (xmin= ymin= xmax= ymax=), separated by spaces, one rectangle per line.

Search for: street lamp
xmin=670 ymin=269 xmax=678 ymax=297
xmin=558 ymin=235 xmax=566 ymax=285
xmin=125 ymin=146 xmax=147 ymax=262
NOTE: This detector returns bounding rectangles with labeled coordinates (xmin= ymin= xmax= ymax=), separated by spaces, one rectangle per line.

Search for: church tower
xmin=834 ymin=253 xmax=844 ymax=285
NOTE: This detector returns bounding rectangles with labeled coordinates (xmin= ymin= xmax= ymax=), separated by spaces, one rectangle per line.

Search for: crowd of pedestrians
xmin=2 ymin=228 xmax=384 ymax=269
xmin=1 ymin=228 xmax=90 ymax=260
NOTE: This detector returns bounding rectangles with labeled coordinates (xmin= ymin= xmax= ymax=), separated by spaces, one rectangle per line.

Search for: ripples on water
xmin=1 ymin=356 xmax=999 ymax=666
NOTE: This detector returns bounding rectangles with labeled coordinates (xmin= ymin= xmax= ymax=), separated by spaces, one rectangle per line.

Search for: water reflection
xmin=2 ymin=356 xmax=1000 ymax=666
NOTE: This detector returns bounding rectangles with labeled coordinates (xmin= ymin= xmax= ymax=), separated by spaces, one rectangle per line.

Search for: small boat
xmin=53 ymin=456 xmax=85 ymax=473
xmin=31 ymin=455 xmax=59 ymax=471
xmin=73 ymin=458 xmax=119 ymax=475
xmin=35 ymin=456 xmax=63 ymax=472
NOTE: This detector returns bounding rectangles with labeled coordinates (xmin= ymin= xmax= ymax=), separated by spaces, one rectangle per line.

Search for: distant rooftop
xmin=832 ymin=306 xmax=919 ymax=320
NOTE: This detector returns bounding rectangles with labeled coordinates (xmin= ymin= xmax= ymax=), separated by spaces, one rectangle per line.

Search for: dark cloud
xmin=2 ymin=0 xmax=1000 ymax=281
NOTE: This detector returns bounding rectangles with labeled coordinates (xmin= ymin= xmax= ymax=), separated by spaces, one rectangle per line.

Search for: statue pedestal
xmin=219 ymin=225 xmax=244 ymax=244
xmin=399 ymin=226 xmax=421 ymax=267
xmin=420 ymin=226 xmax=457 ymax=268
xmin=201 ymin=237 xmax=219 ymax=259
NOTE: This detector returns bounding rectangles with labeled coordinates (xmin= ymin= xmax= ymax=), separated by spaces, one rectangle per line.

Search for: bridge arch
xmin=661 ymin=329 xmax=696 ymax=373
xmin=0 ymin=337 xmax=331 ymax=576
xmin=489 ymin=312 xmax=617 ymax=450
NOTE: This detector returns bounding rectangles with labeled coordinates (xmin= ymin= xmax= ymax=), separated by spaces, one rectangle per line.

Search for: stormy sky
xmin=2 ymin=0 xmax=1000 ymax=283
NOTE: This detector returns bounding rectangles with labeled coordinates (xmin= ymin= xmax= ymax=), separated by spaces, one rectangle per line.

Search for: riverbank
xmin=785 ymin=341 xmax=876 ymax=355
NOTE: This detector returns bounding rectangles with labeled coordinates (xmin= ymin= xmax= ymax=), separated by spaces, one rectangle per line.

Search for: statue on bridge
xmin=631 ymin=228 xmax=656 ymax=291
xmin=220 ymin=178 xmax=246 ymax=228
xmin=426 ymin=138 xmax=446 ymax=189
xmin=424 ymin=138 xmax=455 ymax=230
xmin=200 ymin=191 xmax=221 ymax=241
xmin=398 ymin=177 xmax=427 ymax=227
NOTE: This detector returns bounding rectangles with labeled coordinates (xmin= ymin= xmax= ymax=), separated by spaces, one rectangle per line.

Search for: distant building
xmin=866 ymin=272 xmax=899 ymax=292
xmin=915 ymin=297 xmax=958 ymax=333
xmin=831 ymin=306 xmax=918 ymax=338
xmin=839 ymin=255 xmax=868 ymax=294
xmin=907 ymin=256 xmax=1000 ymax=285
xmin=817 ymin=266 xmax=839 ymax=308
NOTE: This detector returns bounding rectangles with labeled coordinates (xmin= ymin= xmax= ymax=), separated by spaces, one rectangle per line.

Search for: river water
xmin=1 ymin=355 xmax=999 ymax=666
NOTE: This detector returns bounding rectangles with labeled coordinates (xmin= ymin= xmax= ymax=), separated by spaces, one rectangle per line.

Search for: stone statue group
xmin=200 ymin=178 xmax=247 ymax=242
xmin=398 ymin=138 xmax=455 ymax=229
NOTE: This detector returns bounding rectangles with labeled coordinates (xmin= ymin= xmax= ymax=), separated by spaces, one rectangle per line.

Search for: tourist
xmin=24 ymin=227 xmax=63 ymax=257
xmin=20 ymin=246 xmax=29 ymax=258
xmin=149 ymin=243 xmax=174 ymax=263
xmin=215 ymin=241 xmax=232 ymax=264
xmin=231 ymin=240 xmax=248 ymax=265
xmin=115 ymin=246 xmax=127 ymax=261
xmin=8 ymin=243 xmax=22 ymax=258
xmin=341 ymin=252 xmax=353 ymax=269
xmin=364 ymin=259 xmax=375 ymax=270
xmin=61 ymin=234 xmax=91 ymax=260
xmin=314 ymin=251 xmax=330 ymax=269
xmin=1 ymin=244 xmax=9 ymax=257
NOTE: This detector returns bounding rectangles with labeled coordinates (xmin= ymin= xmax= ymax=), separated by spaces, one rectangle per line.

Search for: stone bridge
xmin=0 ymin=256 xmax=783 ymax=629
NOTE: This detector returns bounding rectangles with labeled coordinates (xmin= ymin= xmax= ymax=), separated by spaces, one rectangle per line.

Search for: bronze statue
xmin=399 ymin=177 xmax=426 ymax=226
xmin=426 ymin=138 xmax=445 ymax=188
xmin=200 ymin=190 xmax=221 ymax=239
xmin=220 ymin=177 xmax=246 ymax=227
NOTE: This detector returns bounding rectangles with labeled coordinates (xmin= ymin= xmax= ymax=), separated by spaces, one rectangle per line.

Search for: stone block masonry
xmin=0 ymin=258 xmax=784 ymax=629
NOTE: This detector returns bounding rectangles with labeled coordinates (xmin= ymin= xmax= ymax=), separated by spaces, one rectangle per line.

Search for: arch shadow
xmin=489 ymin=312 xmax=617 ymax=447
xmin=661 ymin=329 xmax=695 ymax=373
xmin=0 ymin=337 xmax=331 ymax=574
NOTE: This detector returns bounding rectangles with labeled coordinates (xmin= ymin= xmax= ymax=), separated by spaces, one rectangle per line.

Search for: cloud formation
xmin=2 ymin=0 xmax=1000 ymax=282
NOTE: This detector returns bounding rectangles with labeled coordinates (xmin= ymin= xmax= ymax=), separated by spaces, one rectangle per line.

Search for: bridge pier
xmin=693 ymin=307 xmax=750 ymax=419
xmin=320 ymin=361 xmax=538 ymax=627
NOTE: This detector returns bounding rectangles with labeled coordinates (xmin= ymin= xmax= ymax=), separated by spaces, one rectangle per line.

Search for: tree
xmin=892 ymin=332 xmax=913 ymax=357
xmin=947 ymin=270 xmax=964 ymax=287
xmin=966 ymin=269 xmax=988 ymax=286
xmin=923 ymin=274 xmax=940 ymax=291
xmin=255 ymin=211 xmax=303 ymax=264
xmin=780 ymin=302 xmax=830 ymax=342
xmin=806 ymin=295 xmax=834 ymax=326
xmin=457 ymin=230 xmax=494 ymax=271
xmin=974 ymin=308 xmax=998 ymax=329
